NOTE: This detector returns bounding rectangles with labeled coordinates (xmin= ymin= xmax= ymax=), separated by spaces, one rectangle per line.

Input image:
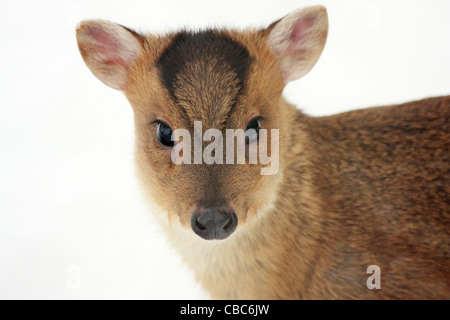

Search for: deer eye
xmin=245 ymin=118 xmax=261 ymax=144
xmin=156 ymin=122 xmax=174 ymax=147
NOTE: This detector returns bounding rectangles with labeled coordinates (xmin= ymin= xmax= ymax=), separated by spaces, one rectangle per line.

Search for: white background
xmin=0 ymin=0 xmax=449 ymax=299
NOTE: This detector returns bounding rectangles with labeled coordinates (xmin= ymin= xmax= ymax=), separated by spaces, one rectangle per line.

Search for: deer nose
xmin=191 ymin=208 xmax=238 ymax=240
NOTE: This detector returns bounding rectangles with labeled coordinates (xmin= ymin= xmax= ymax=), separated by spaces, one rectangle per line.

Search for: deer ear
xmin=76 ymin=20 xmax=143 ymax=90
xmin=265 ymin=6 xmax=328 ymax=82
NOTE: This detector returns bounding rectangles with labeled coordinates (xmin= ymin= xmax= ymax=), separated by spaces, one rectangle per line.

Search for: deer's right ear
xmin=76 ymin=20 xmax=143 ymax=91
xmin=264 ymin=6 xmax=328 ymax=83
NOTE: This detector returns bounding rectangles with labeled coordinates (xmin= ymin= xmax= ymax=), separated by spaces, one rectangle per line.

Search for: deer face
xmin=76 ymin=6 xmax=328 ymax=240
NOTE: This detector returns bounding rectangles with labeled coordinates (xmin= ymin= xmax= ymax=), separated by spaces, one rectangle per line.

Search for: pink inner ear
xmin=289 ymin=17 xmax=315 ymax=43
xmin=88 ymin=28 xmax=128 ymax=69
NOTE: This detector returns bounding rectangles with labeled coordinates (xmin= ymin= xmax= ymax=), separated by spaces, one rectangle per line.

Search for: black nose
xmin=191 ymin=208 xmax=238 ymax=240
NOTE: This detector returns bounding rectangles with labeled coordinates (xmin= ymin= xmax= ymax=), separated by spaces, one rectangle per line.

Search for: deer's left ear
xmin=264 ymin=6 xmax=328 ymax=83
xmin=76 ymin=20 xmax=143 ymax=91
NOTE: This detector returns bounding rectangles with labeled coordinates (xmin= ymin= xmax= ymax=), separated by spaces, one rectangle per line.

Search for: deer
xmin=76 ymin=6 xmax=450 ymax=299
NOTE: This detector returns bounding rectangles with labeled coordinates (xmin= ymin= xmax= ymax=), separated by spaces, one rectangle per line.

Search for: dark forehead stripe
xmin=156 ymin=30 xmax=251 ymax=106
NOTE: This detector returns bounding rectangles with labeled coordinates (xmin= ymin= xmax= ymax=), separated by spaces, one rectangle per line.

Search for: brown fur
xmin=77 ymin=12 xmax=450 ymax=299
xmin=130 ymin=32 xmax=450 ymax=299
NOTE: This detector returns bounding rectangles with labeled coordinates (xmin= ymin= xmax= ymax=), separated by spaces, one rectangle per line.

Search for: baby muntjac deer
xmin=76 ymin=6 xmax=449 ymax=299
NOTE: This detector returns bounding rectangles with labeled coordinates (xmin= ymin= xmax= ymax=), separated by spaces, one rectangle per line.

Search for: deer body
xmin=160 ymin=96 xmax=449 ymax=299
xmin=76 ymin=6 xmax=450 ymax=299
